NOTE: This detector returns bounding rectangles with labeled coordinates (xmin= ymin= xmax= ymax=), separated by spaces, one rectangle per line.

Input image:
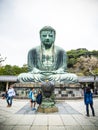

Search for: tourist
xmin=36 ymin=89 xmax=42 ymax=107
xmin=6 ymin=85 xmax=16 ymax=107
xmin=28 ymin=88 xmax=37 ymax=110
xmin=84 ymin=87 xmax=95 ymax=117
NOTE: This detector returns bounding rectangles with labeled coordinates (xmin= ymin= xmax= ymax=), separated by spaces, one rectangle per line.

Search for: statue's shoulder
xmin=28 ymin=46 xmax=40 ymax=53
xmin=55 ymin=45 xmax=66 ymax=53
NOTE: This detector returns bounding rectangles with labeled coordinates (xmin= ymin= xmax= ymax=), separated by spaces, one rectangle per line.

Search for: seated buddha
xmin=17 ymin=26 xmax=78 ymax=83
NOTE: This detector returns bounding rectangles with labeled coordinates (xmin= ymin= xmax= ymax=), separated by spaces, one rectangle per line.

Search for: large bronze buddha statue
xmin=18 ymin=26 xmax=78 ymax=83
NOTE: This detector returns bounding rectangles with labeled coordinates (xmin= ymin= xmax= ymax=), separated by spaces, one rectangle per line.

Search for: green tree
xmin=67 ymin=48 xmax=89 ymax=68
xmin=0 ymin=64 xmax=28 ymax=75
xmin=74 ymin=56 xmax=98 ymax=76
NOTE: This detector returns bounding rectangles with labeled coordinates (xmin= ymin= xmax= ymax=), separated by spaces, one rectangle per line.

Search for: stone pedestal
xmin=37 ymin=100 xmax=58 ymax=113
xmin=37 ymin=81 xmax=58 ymax=113
xmin=37 ymin=105 xmax=58 ymax=113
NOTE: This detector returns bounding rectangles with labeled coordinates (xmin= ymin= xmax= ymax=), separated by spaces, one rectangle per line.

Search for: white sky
xmin=0 ymin=0 xmax=98 ymax=67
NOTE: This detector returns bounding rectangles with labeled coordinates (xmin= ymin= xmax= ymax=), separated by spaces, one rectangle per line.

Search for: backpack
xmin=28 ymin=91 xmax=32 ymax=99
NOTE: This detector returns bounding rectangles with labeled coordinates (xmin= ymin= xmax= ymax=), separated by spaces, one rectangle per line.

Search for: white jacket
xmin=8 ymin=88 xmax=15 ymax=97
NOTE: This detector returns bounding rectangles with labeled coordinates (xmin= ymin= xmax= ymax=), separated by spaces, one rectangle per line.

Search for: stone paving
xmin=0 ymin=97 xmax=98 ymax=130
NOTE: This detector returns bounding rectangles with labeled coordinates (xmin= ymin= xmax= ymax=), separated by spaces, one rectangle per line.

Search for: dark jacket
xmin=36 ymin=93 xmax=42 ymax=105
xmin=84 ymin=91 xmax=93 ymax=105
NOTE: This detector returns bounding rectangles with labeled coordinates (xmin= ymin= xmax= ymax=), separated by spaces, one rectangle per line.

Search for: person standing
xmin=6 ymin=85 xmax=16 ymax=107
xmin=84 ymin=87 xmax=95 ymax=117
xmin=36 ymin=89 xmax=42 ymax=107
xmin=29 ymin=88 xmax=37 ymax=110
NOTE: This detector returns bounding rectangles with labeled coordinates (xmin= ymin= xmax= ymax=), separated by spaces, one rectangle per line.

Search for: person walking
xmin=6 ymin=85 xmax=16 ymax=107
xmin=84 ymin=87 xmax=95 ymax=117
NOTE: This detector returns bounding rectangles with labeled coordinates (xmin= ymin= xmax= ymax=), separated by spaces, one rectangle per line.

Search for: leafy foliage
xmin=73 ymin=56 xmax=98 ymax=76
xmin=0 ymin=64 xmax=28 ymax=75
xmin=67 ymin=49 xmax=98 ymax=76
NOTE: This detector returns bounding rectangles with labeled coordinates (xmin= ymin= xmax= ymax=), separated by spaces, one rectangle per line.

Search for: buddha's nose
xmin=46 ymin=36 xmax=49 ymax=41
xmin=46 ymin=39 xmax=49 ymax=42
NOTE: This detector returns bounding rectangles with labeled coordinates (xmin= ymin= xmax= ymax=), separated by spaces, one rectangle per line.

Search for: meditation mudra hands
xmin=17 ymin=26 xmax=78 ymax=83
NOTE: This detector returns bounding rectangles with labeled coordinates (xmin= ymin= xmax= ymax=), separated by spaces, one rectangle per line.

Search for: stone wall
xmin=14 ymin=86 xmax=83 ymax=99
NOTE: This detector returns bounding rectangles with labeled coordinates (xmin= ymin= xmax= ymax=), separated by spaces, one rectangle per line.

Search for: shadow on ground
xmin=16 ymin=102 xmax=81 ymax=115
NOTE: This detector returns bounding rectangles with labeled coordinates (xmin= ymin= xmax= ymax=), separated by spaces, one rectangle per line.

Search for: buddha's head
xmin=40 ymin=26 xmax=56 ymax=49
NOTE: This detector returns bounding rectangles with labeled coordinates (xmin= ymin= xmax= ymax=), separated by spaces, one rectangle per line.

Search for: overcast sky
xmin=0 ymin=0 xmax=98 ymax=67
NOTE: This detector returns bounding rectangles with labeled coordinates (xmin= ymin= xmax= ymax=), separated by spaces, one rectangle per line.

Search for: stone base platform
xmin=37 ymin=106 xmax=58 ymax=113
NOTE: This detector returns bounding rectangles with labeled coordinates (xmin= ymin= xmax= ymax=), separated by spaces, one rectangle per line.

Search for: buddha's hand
xmin=40 ymin=71 xmax=56 ymax=74
xmin=33 ymin=74 xmax=45 ymax=81
xmin=52 ymin=69 xmax=65 ymax=74
xmin=48 ymin=74 xmax=61 ymax=81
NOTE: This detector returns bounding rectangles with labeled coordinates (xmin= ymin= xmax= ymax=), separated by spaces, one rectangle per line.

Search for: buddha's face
xmin=40 ymin=30 xmax=55 ymax=49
